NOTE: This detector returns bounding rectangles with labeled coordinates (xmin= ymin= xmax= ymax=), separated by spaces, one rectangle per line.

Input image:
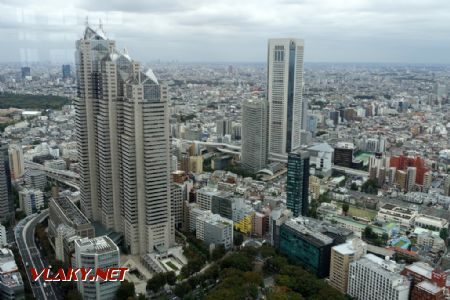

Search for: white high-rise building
xmin=19 ymin=188 xmax=44 ymax=216
xmin=348 ymin=254 xmax=410 ymax=300
xmin=75 ymin=23 xmax=173 ymax=255
xmin=267 ymin=38 xmax=305 ymax=156
xmin=406 ymin=167 xmax=417 ymax=192
xmin=241 ymin=97 xmax=268 ymax=172
xmin=74 ymin=236 xmax=120 ymax=300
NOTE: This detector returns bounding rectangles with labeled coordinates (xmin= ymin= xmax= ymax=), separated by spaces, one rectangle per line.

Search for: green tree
xmin=116 ymin=280 xmax=135 ymax=299
xmin=165 ymin=271 xmax=176 ymax=286
xmin=350 ymin=182 xmax=358 ymax=191
xmin=342 ymin=203 xmax=349 ymax=216
xmin=147 ymin=273 xmax=167 ymax=292
xmin=211 ymin=244 xmax=226 ymax=261
xmin=233 ymin=231 xmax=244 ymax=246
xmin=221 ymin=252 xmax=253 ymax=272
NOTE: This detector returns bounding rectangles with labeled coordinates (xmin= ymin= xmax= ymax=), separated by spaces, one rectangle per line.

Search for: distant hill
xmin=0 ymin=93 xmax=71 ymax=110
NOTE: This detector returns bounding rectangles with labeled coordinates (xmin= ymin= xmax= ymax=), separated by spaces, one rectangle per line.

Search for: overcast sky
xmin=1 ymin=0 xmax=450 ymax=64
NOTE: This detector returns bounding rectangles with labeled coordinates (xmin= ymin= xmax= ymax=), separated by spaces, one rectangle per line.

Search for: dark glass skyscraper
xmin=286 ymin=150 xmax=310 ymax=217
xmin=62 ymin=64 xmax=71 ymax=79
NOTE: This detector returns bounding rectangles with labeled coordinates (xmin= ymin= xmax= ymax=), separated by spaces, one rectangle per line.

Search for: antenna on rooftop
xmin=99 ymin=18 xmax=103 ymax=30
xmin=85 ymin=16 xmax=89 ymax=27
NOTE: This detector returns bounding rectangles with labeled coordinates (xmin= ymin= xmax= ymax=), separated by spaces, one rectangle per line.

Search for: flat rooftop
xmin=54 ymin=196 xmax=90 ymax=226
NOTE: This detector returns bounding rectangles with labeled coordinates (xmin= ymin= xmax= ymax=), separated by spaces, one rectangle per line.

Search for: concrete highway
xmin=15 ymin=210 xmax=59 ymax=300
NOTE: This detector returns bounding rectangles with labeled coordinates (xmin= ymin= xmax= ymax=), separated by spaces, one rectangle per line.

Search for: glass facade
xmin=279 ymin=224 xmax=332 ymax=278
xmin=286 ymin=150 xmax=310 ymax=217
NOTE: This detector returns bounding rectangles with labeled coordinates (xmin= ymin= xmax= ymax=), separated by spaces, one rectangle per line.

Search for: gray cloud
xmin=1 ymin=0 xmax=450 ymax=63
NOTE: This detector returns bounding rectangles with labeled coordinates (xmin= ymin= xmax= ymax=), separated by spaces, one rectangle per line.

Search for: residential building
xmin=241 ymin=97 xmax=268 ymax=173
xmin=196 ymin=213 xmax=233 ymax=250
xmin=329 ymin=239 xmax=367 ymax=293
xmin=197 ymin=186 xmax=220 ymax=211
xmin=348 ymin=254 xmax=410 ymax=300
xmin=286 ymin=150 xmax=309 ymax=217
xmin=74 ymin=236 xmax=120 ymax=300
xmin=18 ymin=188 xmax=44 ymax=215
xmin=267 ymin=38 xmax=305 ymax=156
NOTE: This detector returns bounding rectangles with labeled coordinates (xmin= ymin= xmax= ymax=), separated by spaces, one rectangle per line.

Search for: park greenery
xmin=361 ymin=179 xmax=379 ymax=194
xmin=166 ymin=244 xmax=345 ymax=300
xmin=362 ymin=226 xmax=388 ymax=247
xmin=0 ymin=93 xmax=71 ymax=110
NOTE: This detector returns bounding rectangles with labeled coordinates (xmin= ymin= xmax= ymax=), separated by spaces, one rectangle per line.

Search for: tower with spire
xmin=75 ymin=23 xmax=174 ymax=255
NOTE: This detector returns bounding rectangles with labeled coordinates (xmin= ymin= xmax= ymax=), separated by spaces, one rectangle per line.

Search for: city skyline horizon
xmin=1 ymin=0 xmax=450 ymax=64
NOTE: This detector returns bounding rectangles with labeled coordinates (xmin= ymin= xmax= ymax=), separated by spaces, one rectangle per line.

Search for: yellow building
xmin=234 ymin=213 xmax=253 ymax=234
xmin=329 ymin=239 xmax=367 ymax=293
xmin=309 ymin=175 xmax=321 ymax=200
xmin=189 ymin=156 xmax=203 ymax=173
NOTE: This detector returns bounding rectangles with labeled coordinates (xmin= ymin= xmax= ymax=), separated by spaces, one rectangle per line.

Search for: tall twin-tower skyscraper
xmin=75 ymin=23 xmax=173 ymax=255
xmin=75 ymin=23 xmax=307 ymax=255
xmin=267 ymin=38 xmax=306 ymax=157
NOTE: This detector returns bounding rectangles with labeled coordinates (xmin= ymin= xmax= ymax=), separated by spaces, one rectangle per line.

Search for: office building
xmin=286 ymin=150 xmax=310 ymax=217
xmin=329 ymin=239 xmax=367 ymax=293
xmin=211 ymin=192 xmax=234 ymax=220
xmin=275 ymin=217 xmax=352 ymax=278
xmin=0 ymin=143 xmax=13 ymax=224
xmin=8 ymin=145 xmax=24 ymax=180
xmin=20 ymin=67 xmax=30 ymax=79
xmin=348 ymin=254 xmax=410 ymax=300
xmin=62 ymin=64 xmax=71 ymax=79
xmin=75 ymin=23 xmax=173 ymax=255
xmin=267 ymin=38 xmax=305 ymax=156
xmin=216 ymin=118 xmax=232 ymax=137
xmin=18 ymin=188 xmax=44 ymax=216
xmin=241 ymin=97 xmax=268 ymax=173
xmin=49 ymin=196 xmax=95 ymax=240
xmin=333 ymin=142 xmax=354 ymax=168
xmin=24 ymin=169 xmax=46 ymax=190
xmin=74 ymin=236 xmax=120 ymax=300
